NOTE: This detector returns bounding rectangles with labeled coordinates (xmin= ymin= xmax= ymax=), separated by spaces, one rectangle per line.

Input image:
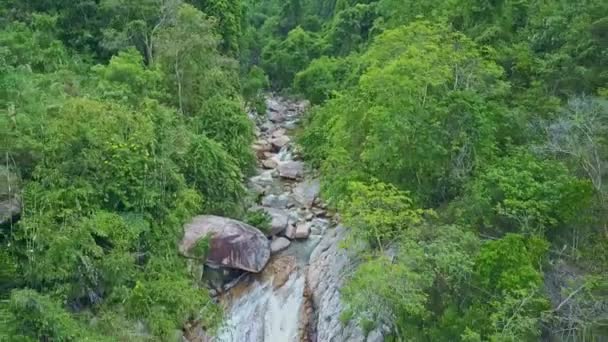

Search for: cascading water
xmin=213 ymin=96 xmax=328 ymax=342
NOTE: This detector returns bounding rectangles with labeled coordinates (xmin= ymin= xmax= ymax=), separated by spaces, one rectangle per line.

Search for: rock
xmin=292 ymin=178 xmax=320 ymax=208
xmin=306 ymin=226 xmax=383 ymax=341
xmin=262 ymin=159 xmax=278 ymax=169
xmin=270 ymin=237 xmax=291 ymax=254
xmin=312 ymin=208 xmax=327 ymax=217
xmin=261 ymin=194 xmax=289 ymax=209
xmin=310 ymin=218 xmax=331 ymax=235
xmin=252 ymin=140 xmax=272 ymax=158
xmin=284 ymin=224 xmax=297 ymax=239
xmin=183 ymin=324 xmax=213 ymax=342
xmin=263 ymin=152 xmax=275 ymax=159
xmin=0 ymin=197 xmax=20 ymax=226
xmin=270 ymin=135 xmax=290 ymax=150
xmin=250 ymin=170 xmax=274 ymax=188
xmin=262 ymin=207 xmax=289 ymax=235
xmin=264 ymin=255 xmax=296 ymax=288
xmin=295 ymin=222 xmax=311 ymax=239
xmin=278 ymin=161 xmax=304 ymax=180
xmin=179 ymin=215 xmax=270 ymax=273
xmin=267 ymin=98 xmax=287 ymax=123
xmin=271 ymin=128 xmax=286 ymax=138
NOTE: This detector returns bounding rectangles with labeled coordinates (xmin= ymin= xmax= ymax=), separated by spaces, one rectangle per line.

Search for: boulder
xmin=271 ymin=128 xmax=286 ymax=138
xmin=307 ymin=226 xmax=384 ymax=341
xmin=270 ymin=237 xmax=291 ymax=253
xmin=252 ymin=140 xmax=272 ymax=158
xmin=262 ymin=159 xmax=278 ymax=169
xmin=284 ymin=224 xmax=297 ymax=240
xmin=179 ymin=215 xmax=270 ymax=273
xmin=278 ymin=161 xmax=304 ymax=180
xmin=292 ymin=178 xmax=320 ymax=208
xmin=0 ymin=197 xmax=20 ymax=226
xmin=270 ymin=135 xmax=290 ymax=150
xmin=261 ymin=194 xmax=289 ymax=209
xmin=250 ymin=170 xmax=274 ymax=188
xmin=295 ymin=222 xmax=311 ymax=239
xmin=262 ymin=207 xmax=289 ymax=235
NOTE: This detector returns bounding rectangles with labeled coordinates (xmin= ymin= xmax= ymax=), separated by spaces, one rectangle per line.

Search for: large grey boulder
xmin=0 ymin=197 xmax=20 ymax=226
xmin=278 ymin=161 xmax=304 ymax=180
xmin=292 ymin=178 xmax=320 ymax=208
xmin=0 ymin=168 xmax=20 ymax=226
xmin=306 ymin=226 xmax=383 ymax=342
xmin=179 ymin=215 xmax=270 ymax=273
xmin=262 ymin=207 xmax=289 ymax=235
xmin=270 ymin=237 xmax=291 ymax=254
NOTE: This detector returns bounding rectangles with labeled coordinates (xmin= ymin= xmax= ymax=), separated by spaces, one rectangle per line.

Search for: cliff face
xmin=305 ymin=225 xmax=383 ymax=342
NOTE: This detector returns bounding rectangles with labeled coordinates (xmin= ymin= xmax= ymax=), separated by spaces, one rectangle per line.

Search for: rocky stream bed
xmin=182 ymin=96 xmax=382 ymax=342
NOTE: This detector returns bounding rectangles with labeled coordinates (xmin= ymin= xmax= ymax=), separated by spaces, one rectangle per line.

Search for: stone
xmin=261 ymin=194 xmax=289 ymax=209
xmin=263 ymin=152 xmax=275 ymax=159
xmin=278 ymin=161 xmax=304 ymax=180
xmin=295 ymin=222 xmax=311 ymax=239
xmin=284 ymin=224 xmax=297 ymax=239
xmin=262 ymin=159 xmax=278 ymax=169
xmin=252 ymin=140 xmax=272 ymax=158
xmin=263 ymin=255 xmax=296 ymax=288
xmin=312 ymin=208 xmax=327 ymax=217
xmin=262 ymin=207 xmax=289 ymax=235
xmin=0 ymin=197 xmax=20 ymax=226
xmin=270 ymin=237 xmax=291 ymax=254
xmin=270 ymin=135 xmax=290 ymax=150
xmin=292 ymin=178 xmax=320 ymax=208
xmin=249 ymin=170 xmax=274 ymax=188
xmin=307 ymin=226 xmax=384 ymax=341
xmin=271 ymin=128 xmax=286 ymax=138
xmin=179 ymin=215 xmax=270 ymax=273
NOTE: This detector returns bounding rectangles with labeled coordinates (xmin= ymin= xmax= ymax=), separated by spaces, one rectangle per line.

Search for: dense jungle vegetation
xmin=1 ymin=0 xmax=607 ymax=341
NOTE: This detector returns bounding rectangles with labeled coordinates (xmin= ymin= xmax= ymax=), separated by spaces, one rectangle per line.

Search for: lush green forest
xmin=240 ymin=0 xmax=608 ymax=340
xmin=1 ymin=0 xmax=607 ymax=341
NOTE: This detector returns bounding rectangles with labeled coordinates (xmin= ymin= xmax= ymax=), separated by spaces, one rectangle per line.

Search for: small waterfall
xmin=216 ymin=273 xmax=305 ymax=342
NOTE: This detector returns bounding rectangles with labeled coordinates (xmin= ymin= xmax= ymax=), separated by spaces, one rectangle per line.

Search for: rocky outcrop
xmin=292 ymin=178 xmax=320 ymax=208
xmin=306 ymin=226 xmax=383 ymax=342
xmin=278 ymin=161 xmax=304 ymax=180
xmin=0 ymin=196 xmax=20 ymax=226
xmin=179 ymin=215 xmax=270 ymax=273
xmin=270 ymin=237 xmax=291 ymax=254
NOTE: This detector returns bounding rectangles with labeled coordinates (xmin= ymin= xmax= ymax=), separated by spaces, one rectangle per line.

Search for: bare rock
xmin=307 ymin=226 xmax=384 ymax=341
xmin=179 ymin=215 xmax=270 ymax=273
xmin=295 ymin=222 xmax=311 ymax=239
xmin=262 ymin=207 xmax=289 ymax=235
xmin=270 ymin=135 xmax=290 ymax=150
xmin=261 ymin=194 xmax=289 ymax=209
xmin=270 ymin=237 xmax=291 ymax=254
xmin=284 ymin=224 xmax=297 ymax=239
xmin=292 ymin=178 xmax=321 ymax=208
xmin=262 ymin=159 xmax=278 ymax=169
xmin=278 ymin=161 xmax=304 ymax=180
xmin=0 ymin=197 xmax=20 ymax=226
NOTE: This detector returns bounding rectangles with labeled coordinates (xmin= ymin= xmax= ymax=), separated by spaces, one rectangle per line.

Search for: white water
xmin=212 ymin=96 xmax=323 ymax=342
xmin=216 ymin=274 xmax=305 ymax=342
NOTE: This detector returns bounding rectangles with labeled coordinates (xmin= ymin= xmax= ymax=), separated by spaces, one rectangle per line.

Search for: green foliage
xmin=262 ymin=27 xmax=324 ymax=89
xmin=340 ymin=180 xmax=426 ymax=250
xmin=242 ymin=66 xmax=269 ymax=114
xmin=1 ymin=289 xmax=110 ymax=341
xmin=294 ymin=56 xmax=362 ymax=104
xmin=0 ymin=1 xmax=252 ymax=339
xmin=475 ymin=234 xmax=548 ymax=293
xmin=457 ymin=151 xmax=594 ymax=234
xmin=244 ymin=209 xmax=272 ymax=234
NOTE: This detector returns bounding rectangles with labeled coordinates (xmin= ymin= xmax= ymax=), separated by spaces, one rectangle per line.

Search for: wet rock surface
xmin=179 ymin=215 xmax=271 ymax=273
xmin=189 ymin=95 xmax=374 ymax=342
